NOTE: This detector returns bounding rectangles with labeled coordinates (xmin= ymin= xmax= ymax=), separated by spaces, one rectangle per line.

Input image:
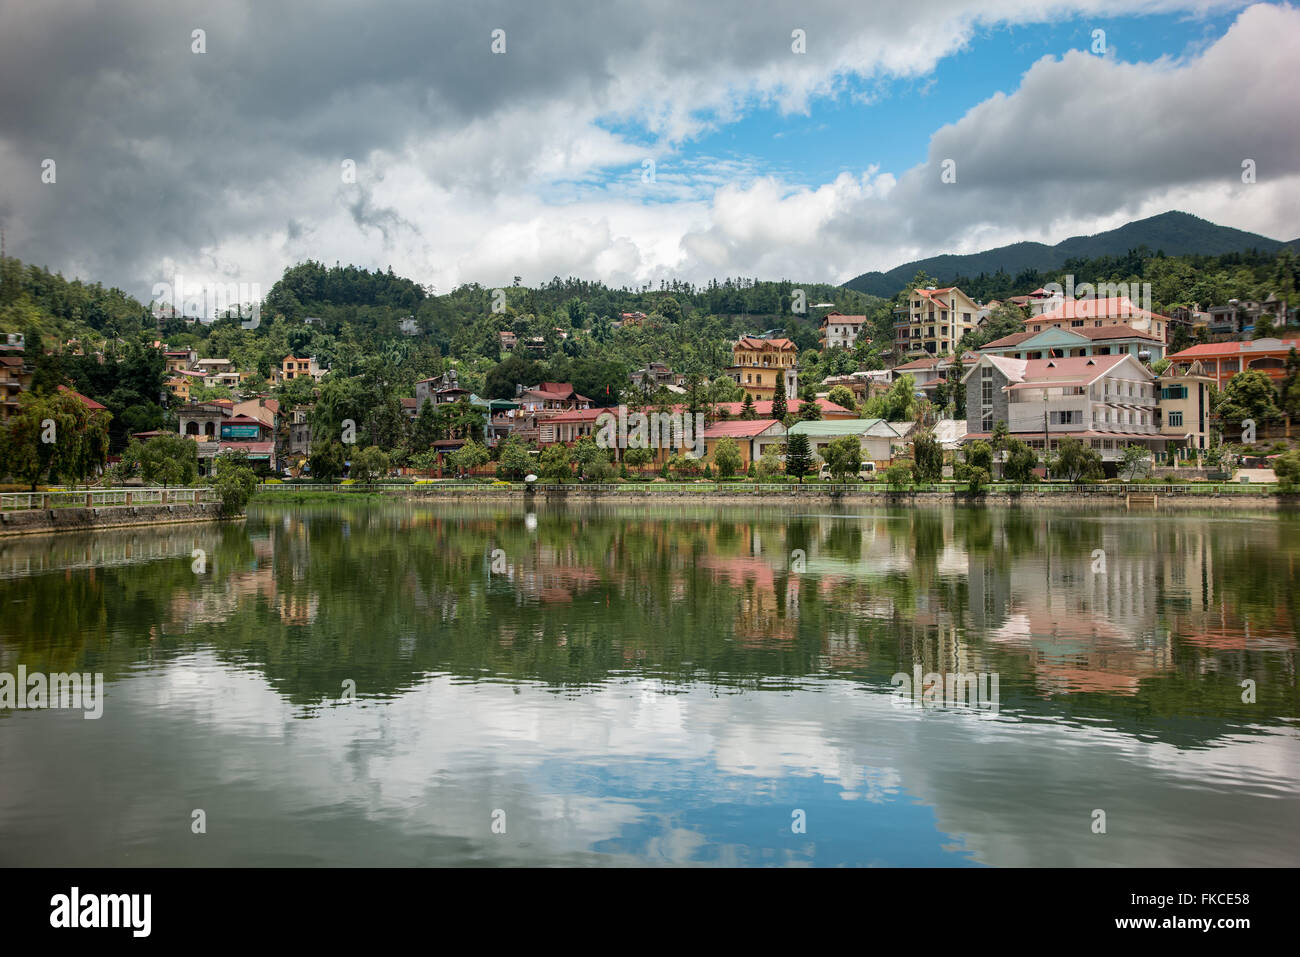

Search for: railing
xmin=1 ymin=487 xmax=217 ymax=511
xmin=250 ymin=481 xmax=1280 ymax=496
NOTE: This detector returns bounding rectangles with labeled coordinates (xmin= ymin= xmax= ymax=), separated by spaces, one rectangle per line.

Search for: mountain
xmin=842 ymin=211 xmax=1299 ymax=297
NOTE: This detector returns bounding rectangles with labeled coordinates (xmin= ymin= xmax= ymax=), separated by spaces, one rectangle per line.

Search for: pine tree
xmin=784 ymin=433 xmax=813 ymax=483
xmin=771 ymin=385 xmax=787 ymax=422
xmin=740 ymin=393 xmax=756 ymax=420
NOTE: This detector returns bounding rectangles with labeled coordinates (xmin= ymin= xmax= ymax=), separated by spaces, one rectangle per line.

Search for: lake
xmin=1 ymin=501 xmax=1297 ymax=866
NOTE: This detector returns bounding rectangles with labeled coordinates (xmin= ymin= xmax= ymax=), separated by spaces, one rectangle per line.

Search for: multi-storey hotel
xmin=726 ymin=336 xmax=799 ymax=402
xmin=894 ymin=286 xmax=983 ymax=357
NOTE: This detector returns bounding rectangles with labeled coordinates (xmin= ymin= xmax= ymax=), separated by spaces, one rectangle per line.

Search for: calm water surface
xmin=1 ymin=501 xmax=1298 ymax=866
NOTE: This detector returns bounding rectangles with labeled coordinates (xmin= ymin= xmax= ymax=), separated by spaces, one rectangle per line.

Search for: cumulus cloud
xmin=0 ymin=0 xmax=1290 ymax=299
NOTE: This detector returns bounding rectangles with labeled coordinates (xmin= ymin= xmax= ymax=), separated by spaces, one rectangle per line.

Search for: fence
xmin=0 ymin=487 xmax=217 ymax=511
xmin=251 ymin=481 xmax=1280 ymax=496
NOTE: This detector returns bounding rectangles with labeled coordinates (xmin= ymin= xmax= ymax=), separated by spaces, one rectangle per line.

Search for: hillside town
xmin=3 ymin=263 xmax=1299 ymax=488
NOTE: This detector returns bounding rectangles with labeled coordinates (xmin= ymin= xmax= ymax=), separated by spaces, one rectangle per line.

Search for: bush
xmin=213 ymin=452 xmax=258 ymax=517
xmin=884 ymin=462 xmax=912 ymax=490
xmin=1275 ymin=449 xmax=1300 ymax=491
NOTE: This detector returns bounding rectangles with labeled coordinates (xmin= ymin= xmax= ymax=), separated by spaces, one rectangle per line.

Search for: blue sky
xmin=596 ymin=9 xmax=1247 ymax=202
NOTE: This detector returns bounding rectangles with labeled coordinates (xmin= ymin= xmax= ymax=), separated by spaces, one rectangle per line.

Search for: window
xmin=1161 ymin=385 xmax=1187 ymax=400
xmin=981 ymin=411 xmax=993 ymax=431
xmin=1168 ymin=411 xmax=1183 ymax=427
xmin=1071 ymin=320 xmax=1084 ymax=327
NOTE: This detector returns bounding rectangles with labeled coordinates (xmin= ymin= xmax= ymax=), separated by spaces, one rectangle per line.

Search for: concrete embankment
xmin=0 ymin=502 xmax=234 ymax=536
xmin=258 ymin=485 xmax=1292 ymax=511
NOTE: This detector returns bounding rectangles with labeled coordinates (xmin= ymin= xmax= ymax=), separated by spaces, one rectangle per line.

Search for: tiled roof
xmin=702 ymin=419 xmax=783 ymax=439
xmin=1167 ymin=335 xmax=1300 ymax=359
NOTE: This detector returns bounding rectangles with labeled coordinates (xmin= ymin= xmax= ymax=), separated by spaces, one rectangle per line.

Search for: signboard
xmin=222 ymin=424 xmax=261 ymax=439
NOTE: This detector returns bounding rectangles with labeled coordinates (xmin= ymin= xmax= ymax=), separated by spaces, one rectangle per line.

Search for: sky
xmin=1 ymin=0 xmax=1298 ymax=302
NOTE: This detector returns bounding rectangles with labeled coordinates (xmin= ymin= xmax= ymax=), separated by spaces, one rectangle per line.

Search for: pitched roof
xmin=735 ymin=336 xmax=797 ymax=351
xmin=788 ymin=418 xmax=901 ymax=438
xmin=712 ymin=398 xmax=851 ymax=417
xmin=702 ymin=418 xmax=784 ymax=439
xmin=1031 ymin=297 xmax=1170 ymax=323
xmin=983 ymin=325 xmax=1163 ymax=350
xmin=1167 ymin=335 xmax=1300 ymax=359
xmin=57 ymin=385 xmax=106 ymax=410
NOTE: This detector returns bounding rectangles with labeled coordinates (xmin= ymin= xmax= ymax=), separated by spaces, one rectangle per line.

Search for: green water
xmin=1 ymin=501 xmax=1297 ymax=866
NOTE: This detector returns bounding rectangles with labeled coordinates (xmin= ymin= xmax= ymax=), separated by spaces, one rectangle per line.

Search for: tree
xmin=122 ymin=434 xmax=198 ymax=487
xmin=1003 ymin=439 xmax=1038 ymax=484
xmin=624 ymin=446 xmax=653 ymax=471
xmin=496 ymin=436 xmax=531 ymax=480
xmin=411 ymin=398 xmax=439 ymax=451
xmin=911 ymin=430 xmax=943 ymax=485
xmin=448 ymin=439 xmax=489 ymax=476
xmin=350 ymin=446 xmax=391 ymax=483
xmin=797 ymin=399 xmax=822 ymax=421
xmin=864 ymin=374 xmax=917 ymax=421
xmin=1274 ymin=449 xmax=1300 ymax=491
xmin=572 ymin=436 xmax=613 ymax=481
xmin=0 ymin=390 xmax=112 ymax=490
xmin=822 ymin=435 xmax=864 ymax=482
xmin=827 ymin=385 xmax=857 ymax=412
xmin=739 ymin=393 xmax=757 ymax=420
xmin=539 ymin=444 xmax=572 ymax=481
xmin=784 ymin=433 xmax=814 ymax=483
xmin=770 ymin=385 xmax=787 ymax=422
xmin=953 ymin=461 xmax=990 ymax=495
xmin=1216 ymin=369 xmax=1280 ymax=425
xmin=965 ymin=440 xmax=993 ymax=476
xmin=711 ymin=437 xmax=743 ymax=479
xmin=756 ymin=448 xmax=783 ymax=480
xmin=990 ymin=421 xmax=1009 ymax=479
xmin=1119 ymin=444 xmax=1150 ymax=481
xmin=213 ymin=450 xmax=258 ymax=517
xmin=1048 ymin=436 xmax=1103 ymax=482
xmin=309 ymin=439 xmax=345 ymax=482
xmin=884 ymin=462 xmax=912 ymax=490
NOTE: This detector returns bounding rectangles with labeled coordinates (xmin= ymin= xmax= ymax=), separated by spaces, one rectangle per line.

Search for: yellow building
xmin=894 ymin=287 xmax=984 ymax=357
xmin=1157 ymin=360 xmax=1215 ymax=456
xmin=726 ymin=336 xmax=798 ymax=402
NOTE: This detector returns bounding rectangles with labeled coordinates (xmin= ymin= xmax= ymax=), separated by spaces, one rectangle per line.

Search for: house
xmin=164 ymin=374 xmax=193 ymax=402
xmin=163 ymin=349 xmax=197 ymax=374
xmin=726 ymin=336 xmax=799 ymax=402
xmin=399 ymin=316 xmax=419 ymax=336
xmin=539 ymin=407 xmax=607 ymax=445
xmin=278 ymin=355 xmax=322 ymax=383
xmin=961 ymin=353 xmax=1168 ymax=468
xmin=819 ymin=312 xmax=870 ymax=350
xmin=415 ymin=369 xmax=473 ymax=406
xmin=630 ymin=362 xmax=685 ymax=392
xmin=0 ymin=352 xmax=33 ymax=421
xmin=702 ymin=419 xmax=787 ymax=468
xmin=498 ymin=330 xmax=518 ymax=353
xmin=821 ymin=370 xmax=892 ymax=402
xmin=516 ymin=381 xmax=593 ymax=413
xmin=193 ymin=358 xmax=235 ymax=375
xmin=979 ymin=325 xmax=1165 ymax=362
xmin=894 ymin=286 xmax=983 ymax=357
xmin=1156 ymin=361 xmax=1215 ymax=455
xmin=1022 ymin=296 xmax=1172 ymax=342
xmin=1165 ymin=335 xmax=1300 ymax=389
xmin=786 ymin=418 xmax=906 ymax=466
xmin=892 ymin=354 xmax=979 ymax=398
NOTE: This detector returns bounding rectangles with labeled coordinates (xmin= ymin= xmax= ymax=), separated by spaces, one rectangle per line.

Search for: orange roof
xmin=1167 ymin=335 xmax=1300 ymax=359
xmin=702 ymin=418 xmax=783 ymax=439
xmin=56 ymin=385 xmax=106 ymax=410
xmin=1032 ymin=297 xmax=1169 ymax=323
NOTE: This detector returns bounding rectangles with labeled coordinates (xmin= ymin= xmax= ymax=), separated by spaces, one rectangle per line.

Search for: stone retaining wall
xmin=0 ymin=502 xmax=234 ymax=536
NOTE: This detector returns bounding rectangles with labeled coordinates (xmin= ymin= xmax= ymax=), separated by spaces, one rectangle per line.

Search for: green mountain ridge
xmin=843 ymin=211 xmax=1300 ymax=297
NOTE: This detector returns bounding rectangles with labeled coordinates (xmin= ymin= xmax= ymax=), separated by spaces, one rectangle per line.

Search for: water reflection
xmin=0 ymin=502 xmax=1297 ymax=866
